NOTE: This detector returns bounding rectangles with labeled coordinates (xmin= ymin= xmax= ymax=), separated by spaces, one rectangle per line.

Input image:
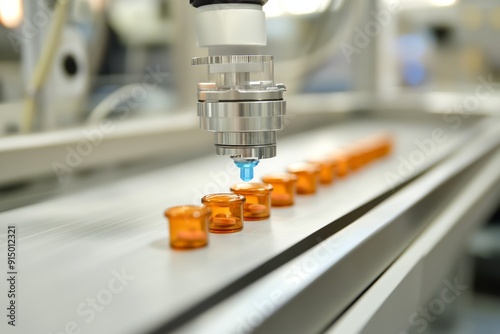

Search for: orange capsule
xmin=248 ymin=204 xmax=267 ymax=213
xmin=176 ymin=230 xmax=207 ymax=242
xmin=201 ymin=193 xmax=245 ymax=233
xmin=230 ymin=183 xmax=273 ymax=221
xmin=272 ymin=193 xmax=293 ymax=206
xmin=164 ymin=206 xmax=209 ymax=250
xmin=211 ymin=216 xmax=237 ymax=227
xmin=287 ymin=162 xmax=320 ymax=195
xmin=261 ymin=173 xmax=298 ymax=207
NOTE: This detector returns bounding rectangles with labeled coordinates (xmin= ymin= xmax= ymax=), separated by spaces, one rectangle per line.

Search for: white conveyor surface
xmin=0 ymin=119 xmax=478 ymax=334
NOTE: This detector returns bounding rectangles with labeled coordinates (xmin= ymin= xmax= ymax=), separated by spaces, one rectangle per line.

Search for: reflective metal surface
xmin=215 ymin=131 xmax=277 ymax=146
xmin=193 ymin=53 xmax=286 ymax=165
xmin=198 ymin=87 xmax=284 ymax=102
xmin=215 ymin=143 xmax=276 ymax=159
xmin=197 ymin=101 xmax=286 ymax=119
xmin=197 ymin=100 xmax=285 ymax=161
xmin=192 ymin=55 xmax=273 ymax=65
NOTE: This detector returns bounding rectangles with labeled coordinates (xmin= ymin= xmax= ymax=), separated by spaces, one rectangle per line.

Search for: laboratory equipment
xmin=1 ymin=1 xmax=500 ymax=333
xmin=189 ymin=0 xmax=286 ymax=182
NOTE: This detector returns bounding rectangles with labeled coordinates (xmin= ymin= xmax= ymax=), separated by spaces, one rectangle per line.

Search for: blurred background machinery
xmin=0 ymin=0 xmax=500 ymax=333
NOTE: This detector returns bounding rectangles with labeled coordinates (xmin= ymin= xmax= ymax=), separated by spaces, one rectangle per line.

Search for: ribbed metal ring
xmin=197 ymin=101 xmax=286 ymax=118
xmin=215 ymin=131 xmax=276 ymax=146
xmin=198 ymin=88 xmax=284 ymax=102
xmin=192 ymin=55 xmax=273 ymax=66
xmin=215 ymin=145 xmax=276 ymax=159
xmin=200 ymin=116 xmax=284 ymax=132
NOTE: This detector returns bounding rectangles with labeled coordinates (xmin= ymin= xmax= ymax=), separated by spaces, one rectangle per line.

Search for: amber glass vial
xmin=230 ymin=183 xmax=273 ymax=221
xmin=287 ymin=162 xmax=320 ymax=195
xmin=308 ymin=157 xmax=336 ymax=185
xmin=362 ymin=140 xmax=379 ymax=163
xmin=352 ymin=142 xmax=372 ymax=168
xmin=164 ymin=205 xmax=209 ymax=250
xmin=359 ymin=133 xmax=392 ymax=160
xmin=345 ymin=144 xmax=365 ymax=171
xmin=262 ymin=173 xmax=298 ymax=207
xmin=201 ymin=193 xmax=245 ymax=233
xmin=376 ymin=133 xmax=394 ymax=157
xmin=329 ymin=150 xmax=349 ymax=178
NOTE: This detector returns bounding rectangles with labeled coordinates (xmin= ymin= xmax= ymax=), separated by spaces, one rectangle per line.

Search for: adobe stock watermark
xmin=341 ymin=0 xmax=402 ymax=64
xmin=49 ymin=268 xmax=135 ymax=334
xmin=51 ymin=65 xmax=169 ymax=183
xmin=7 ymin=0 xmax=69 ymax=53
xmin=384 ymin=128 xmax=447 ymax=188
xmin=400 ymin=277 xmax=467 ymax=334
xmin=192 ymin=160 xmax=240 ymax=204
xmin=234 ymin=235 xmax=344 ymax=334
xmin=384 ymin=74 xmax=498 ymax=188
xmin=442 ymin=74 xmax=497 ymax=130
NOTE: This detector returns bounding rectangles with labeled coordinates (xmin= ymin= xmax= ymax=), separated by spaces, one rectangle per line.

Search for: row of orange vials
xmin=164 ymin=132 xmax=394 ymax=250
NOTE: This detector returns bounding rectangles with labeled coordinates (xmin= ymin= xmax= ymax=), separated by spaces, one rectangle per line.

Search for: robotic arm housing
xmin=189 ymin=0 xmax=286 ymax=181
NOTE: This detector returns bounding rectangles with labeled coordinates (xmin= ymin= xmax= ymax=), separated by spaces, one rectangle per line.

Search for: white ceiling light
xmin=264 ymin=1 xmax=285 ymax=18
xmin=428 ymin=0 xmax=457 ymax=7
xmin=283 ymin=0 xmax=330 ymax=15
xmin=264 ymin=0 xmax=331 ymax=17
xmin=0 ymin=0 xmax=23 ymax=29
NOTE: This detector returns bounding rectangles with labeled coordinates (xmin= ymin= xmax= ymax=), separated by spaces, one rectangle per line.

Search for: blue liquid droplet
xmin=235 ymin=161 xmax=259 ymax=182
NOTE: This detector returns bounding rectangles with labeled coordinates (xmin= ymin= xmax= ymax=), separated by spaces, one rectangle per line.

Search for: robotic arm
xmin=189 ymin=0 xmax=286 ymax=181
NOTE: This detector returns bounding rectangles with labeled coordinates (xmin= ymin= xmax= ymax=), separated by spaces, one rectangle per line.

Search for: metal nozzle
xmin=192 ymin=55 xmax=286 ymax=181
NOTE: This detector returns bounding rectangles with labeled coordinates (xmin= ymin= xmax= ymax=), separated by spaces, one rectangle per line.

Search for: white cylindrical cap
xmin=195 ymin=4 xmax=267 ymax=47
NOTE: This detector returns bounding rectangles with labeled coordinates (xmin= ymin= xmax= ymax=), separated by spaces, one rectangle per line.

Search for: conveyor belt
xmin=0 ymin=118 xmax=485 ymax=334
